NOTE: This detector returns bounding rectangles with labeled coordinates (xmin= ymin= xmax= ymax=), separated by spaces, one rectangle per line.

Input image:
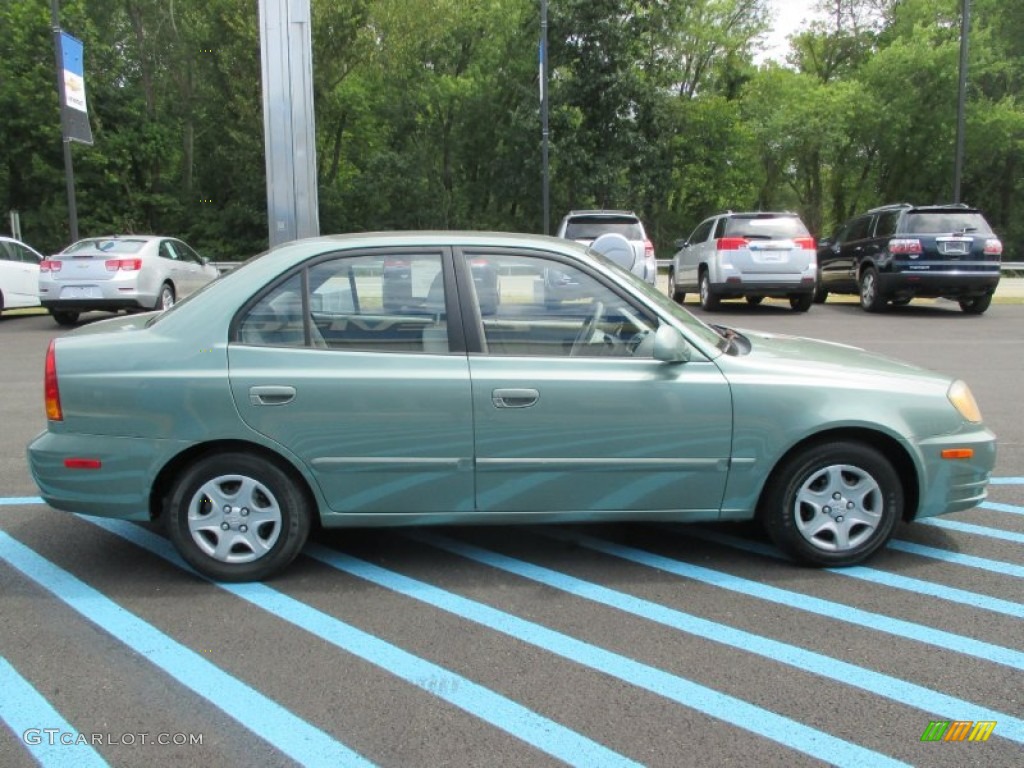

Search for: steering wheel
xmin=570 ymin=301 xmax=604 ymax=356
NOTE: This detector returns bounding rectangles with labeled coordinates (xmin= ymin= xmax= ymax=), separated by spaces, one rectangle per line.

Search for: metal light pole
xmin=540 ymin=0 xmax=550 ymax=235
xmin=952 ymin=0 xmax=971 ymax=203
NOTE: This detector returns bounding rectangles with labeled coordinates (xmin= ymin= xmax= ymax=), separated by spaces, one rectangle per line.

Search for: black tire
xmin=746 ymin=296 xmax=764 ymax=306
xmin=890 ymin=297 xmax=912 ymax=307
xmin=667 ymin=269 xmax=684 ymax=303
xmin=789 ymin=293 xmax=813 ymax=312
xmin=699 ymin=271 xmax=720 ymax=311
xmin=858 ymin=267 xmax=887 ymax=313
xmin=760 ymin=441 xmax=902 ymax=567
xmin=959 ymin=293 xmax=992 ymax=315
xmin=51 ymin=310 xmax=80 ymax=326
xmin=165 ymin=452 xmax=311 ymax=581
xmin=156 ymin=282 xmax=176 ymax=311
xmin=813 ymin=279 xmax=828 ymax=304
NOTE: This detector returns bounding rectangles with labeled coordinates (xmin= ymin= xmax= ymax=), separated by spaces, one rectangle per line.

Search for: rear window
xmin=61 ymin=239 xmax=147 ymax=256
xmin=723 ymin=216 xmax=809 ymax=239
xmin=903 ymin=212 xmax=993 ymax=235
xmin=564 ymin=218 xmax=644 ymax=241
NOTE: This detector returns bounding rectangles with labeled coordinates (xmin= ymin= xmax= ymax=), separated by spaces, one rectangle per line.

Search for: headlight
xmin=948 ymin=380 xmax=982 ymax=423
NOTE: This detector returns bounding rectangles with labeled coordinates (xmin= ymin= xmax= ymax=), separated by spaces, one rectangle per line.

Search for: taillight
xmin=984 ymin=238 xmax=1002 ymax=256
xmin=644 ymin=239 xmax=655 ymax=258
xmin=793 ymin=237 xmax=816 ymax=250
xmin=44 ymin=340 xmax=63 ymax=421
xmin=889 ymin=238 xmax=922 ymax=255
xmin=40 ymin=259 xmax=62 ymax=273
xmin=717 ymin=237 xmax=749 ymax=250
xmin=105 ymin=258 xmax=142 ymax=271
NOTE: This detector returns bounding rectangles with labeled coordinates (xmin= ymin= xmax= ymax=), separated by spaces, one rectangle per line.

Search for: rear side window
xmin=723 ymin=216 xmax=809 ymax=239
xmin=62 ymin=239 xmax=146 ymax=256
xmin=903 ymin=212 xmax=993 ymax=235
xmin=874 ymin=211 xmax=900 ymax=238
xmin=564 ymin=218 xmax=643 ymax=241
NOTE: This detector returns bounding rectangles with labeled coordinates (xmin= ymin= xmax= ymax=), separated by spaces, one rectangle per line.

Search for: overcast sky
xmin=761 ymin=0 xmax=821 ymax=62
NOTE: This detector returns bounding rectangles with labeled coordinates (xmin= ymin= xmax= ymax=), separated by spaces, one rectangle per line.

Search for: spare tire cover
xmin=589 ymin=232 xmax=635 ymax=272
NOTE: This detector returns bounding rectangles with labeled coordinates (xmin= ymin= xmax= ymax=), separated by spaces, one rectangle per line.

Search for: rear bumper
xmin=878 ymin=271 xmax=1000 ymax=299
xmin=41 ymin=298 xmax=153 ymax=312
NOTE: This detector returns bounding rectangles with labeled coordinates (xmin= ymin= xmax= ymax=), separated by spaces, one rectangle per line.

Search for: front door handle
xmin=492 ymin=388 xmax=539 ymax=409
xmin=249 ymin=385 xmax=296 ymax=406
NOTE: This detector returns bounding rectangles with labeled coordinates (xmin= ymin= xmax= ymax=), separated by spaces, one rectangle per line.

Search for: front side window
xmin=690 ymin=219 xmax=715 ymax=245
xmin=464 ymin=252 xmax=658 ymax=358
xmin=236 ymin=252 xmax=448 ymax=353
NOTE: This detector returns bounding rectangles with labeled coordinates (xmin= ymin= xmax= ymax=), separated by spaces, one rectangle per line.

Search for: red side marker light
xmin=64 ymin=458 xmax=102 ymax=470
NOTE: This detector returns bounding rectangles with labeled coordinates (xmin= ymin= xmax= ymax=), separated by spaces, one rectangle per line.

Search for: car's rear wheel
xmin=156 ymin=282 xmax=176 ymax=311
xmin=761 ymin=441 xmax=902 ymax=566
xmin=51 ymin=310 xmax=80 ymax=326
xmin=813 ymin=281 xmax=828 ymax=304
xmin=166 ymin=452 xmax=311 ymax=581
xmin=959 ymin=293 xmax=992 ymax=315
xmin=858 ymin=267 xmax=887 ymax=312
xmin=789 ymin=294 xmax=813 ymax=312
xmin=746 ymin=296 xmax=764 ymax=306
xmin=667 ymin=269 xmax=684 ymax=303
xmin=699 ymin=271 xmax=720 ymax=311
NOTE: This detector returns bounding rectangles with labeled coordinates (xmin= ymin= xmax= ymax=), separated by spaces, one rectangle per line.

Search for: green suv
xmin=816 ymin=203 xmax=1002 ymax=313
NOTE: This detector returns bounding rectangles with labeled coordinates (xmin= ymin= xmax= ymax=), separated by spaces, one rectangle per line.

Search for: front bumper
xmin=912 ymin=425 xmax=997 ymax=519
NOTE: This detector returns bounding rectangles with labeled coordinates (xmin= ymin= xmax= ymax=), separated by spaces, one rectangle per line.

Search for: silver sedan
xmin=38 ymin=235 xmax=220 ymax=325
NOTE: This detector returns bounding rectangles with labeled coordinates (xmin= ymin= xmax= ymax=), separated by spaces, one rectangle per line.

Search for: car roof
xmin=563 ymin=210 xmax=640 ymax=219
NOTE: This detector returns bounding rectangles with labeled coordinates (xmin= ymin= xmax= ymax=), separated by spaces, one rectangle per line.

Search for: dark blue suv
xmin=816 ymin=203 xmax=1002 ymax=314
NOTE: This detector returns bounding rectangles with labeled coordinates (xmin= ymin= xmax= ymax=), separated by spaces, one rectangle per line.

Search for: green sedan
xmin=27 ymin=232 xmax=996 ymax=581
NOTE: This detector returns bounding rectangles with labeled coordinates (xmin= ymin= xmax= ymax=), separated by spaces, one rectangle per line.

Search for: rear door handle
xmin=249 ymin=385 xmax=296 ymax=406
xmin=492 ymin=388 xmax=539 ymax=409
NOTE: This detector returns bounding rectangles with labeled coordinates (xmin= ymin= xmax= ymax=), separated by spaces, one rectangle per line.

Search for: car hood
xmin=733 ymin=327 xmax=950 ymax=385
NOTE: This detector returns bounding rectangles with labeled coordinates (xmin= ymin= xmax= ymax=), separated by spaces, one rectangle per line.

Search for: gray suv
xmin=668 ymin=211 xmax=817 ymax=311
xmin=816 ymin=203 xmax=1002 ymax=313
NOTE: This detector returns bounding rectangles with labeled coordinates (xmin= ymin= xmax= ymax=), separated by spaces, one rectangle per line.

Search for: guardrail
xmin=655 ymin=259 xmax=1024 ymax=276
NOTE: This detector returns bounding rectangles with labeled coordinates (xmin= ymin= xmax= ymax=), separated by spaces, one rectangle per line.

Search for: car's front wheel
xmin=166 ymin=452 xmax=311 ymax=581
xmin=959 ymin=293 xmax=993 ymax=315
xmin=667 ymin=269 xmax=684 ymax=303
xmin=858 ymin=267 xmax=887 ymax=312
xmin=760 ymin=441 xmax=902 ymax=567
xmin=746 ymin=296 xmax=764 ymax=306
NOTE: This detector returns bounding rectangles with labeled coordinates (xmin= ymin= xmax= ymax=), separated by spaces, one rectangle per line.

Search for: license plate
xmin=60 ymin=286 xmax=100 ymax=299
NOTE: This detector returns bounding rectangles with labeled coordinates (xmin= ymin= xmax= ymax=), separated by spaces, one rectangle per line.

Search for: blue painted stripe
xmin=683 ymin=527 xmax=1024 ymax=619
xmin=0 ymin=657 xmax=110 ymax=768
xmin=0 ymin=496 xmax=45 ymax=506
xmin=919 ymin=518 xmax=1024 ymax=544
xmin=408 ymin=531 xmax=1024 ymax=744
xmin=981 ymin=501 xmax=1024 ymax=515
xmin=303 ymin=544 xmax=910 ymax=768
xmin=540 ymin=529 xmax=1024 ymax=671
xmin=84 ymin=518 xmax=641 ymax=768
xmin=887 ymin=540 xmax=1024 ymax=578
xmin=0 ymin=532 xmax=374 ymax=768
xmin=988 ymin=477 xmax=1024 ymax=485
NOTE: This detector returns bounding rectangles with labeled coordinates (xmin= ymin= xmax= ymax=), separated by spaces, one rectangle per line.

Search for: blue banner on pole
xmin=59 ymin=31 xmax=93 ymax=145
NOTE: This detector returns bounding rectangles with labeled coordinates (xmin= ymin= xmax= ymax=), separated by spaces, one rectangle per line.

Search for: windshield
xmin=724 ymin=216 xmax=809 ymax=239
xmin=904 ymin=212 xmax=993 ymax=235
xmin=61 ymin=239 xmax=147 ymax=256
xmin=565 ymin=219 xmax=644 ymax=241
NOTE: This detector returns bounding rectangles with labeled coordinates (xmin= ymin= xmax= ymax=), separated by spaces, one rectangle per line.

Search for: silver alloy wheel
xmin=793 ymin=463 xmax=883 ymax=552
xmin=859 ymin=271 xmax=877 ymax=308
xmin=186 ymin=474 xmax=283 ymax=564
xmin=159 ymin=284 xmax=175 ymax=310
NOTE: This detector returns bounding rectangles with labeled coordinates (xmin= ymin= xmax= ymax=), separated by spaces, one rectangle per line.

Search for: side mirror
xmin=652 ymin=324 xmax=691 ymax=363
xmin=817 ymin=238 xmax=830 ymax=249
xmin=673 ymin=239 xmax=689 ymax=249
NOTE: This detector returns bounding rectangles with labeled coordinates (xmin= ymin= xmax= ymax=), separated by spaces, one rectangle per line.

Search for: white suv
xmin=556 ymin=210 xmax=657 ymax=284
xmin=668 ymin=211 xmax=817 ymax=311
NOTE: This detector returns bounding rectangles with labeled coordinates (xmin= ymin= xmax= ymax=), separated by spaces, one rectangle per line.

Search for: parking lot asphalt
xmin=1 ymin=302 xmax=1022 ymax=768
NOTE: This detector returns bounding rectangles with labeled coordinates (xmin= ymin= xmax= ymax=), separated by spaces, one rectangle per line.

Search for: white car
xmin=0 ymin=236 xmax=44 ymax=315
xmin=38 ymin=235 xmax=220 ymax=325
xmin=556 ymin=210 xmax=657 ymax=284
